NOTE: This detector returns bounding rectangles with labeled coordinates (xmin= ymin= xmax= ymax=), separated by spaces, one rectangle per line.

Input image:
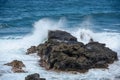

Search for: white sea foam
xmin=0 ymin=18 xmax=120 ymax=80
xmin=72 ymin=28 xmax=120 ymax=53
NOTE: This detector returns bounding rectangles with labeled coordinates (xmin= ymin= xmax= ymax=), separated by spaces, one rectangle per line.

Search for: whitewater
xmin=0 ymin=18 xmax=120 ymax=80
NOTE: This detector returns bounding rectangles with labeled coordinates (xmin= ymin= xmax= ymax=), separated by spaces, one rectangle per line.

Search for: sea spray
xmin=72 ymin=28 xmax=120 ymax=53
xmin=0 ymin=18 xmax=120 ymax=80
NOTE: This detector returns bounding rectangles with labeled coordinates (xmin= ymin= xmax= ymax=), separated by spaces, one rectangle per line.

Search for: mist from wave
xmin=0 ymin=18 xmax=120 ymax=80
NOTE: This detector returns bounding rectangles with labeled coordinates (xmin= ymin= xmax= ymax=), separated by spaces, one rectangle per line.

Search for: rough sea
xmin=0 ymin=0 xmax=120 ymax=80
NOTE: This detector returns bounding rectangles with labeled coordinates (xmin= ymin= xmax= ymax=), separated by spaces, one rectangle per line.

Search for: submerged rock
xmin=27 ymin=30 xmax=118 ymax=72
xmin=25 ymin=73 xmax=46 ymax=80
xmin=4 ymin=60 xmax=26 ymax=73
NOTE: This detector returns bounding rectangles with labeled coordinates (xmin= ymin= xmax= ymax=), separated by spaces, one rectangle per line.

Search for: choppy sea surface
xmin=0 ymin=0 xmax=120 ymax=80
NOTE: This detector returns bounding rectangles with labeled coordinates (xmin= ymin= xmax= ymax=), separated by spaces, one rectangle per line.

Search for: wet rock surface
xmin=27 ymin=30 xmax=118 ymax=72
xmin=26 ymin=46 xmax=37 ymax=54
xmin=4 ymin=60 xmax=26 ymax=73
xmin=25 ymin=73 xmax=46 ymax=80
xmin=48 ymin=30 xmax=77 ymax=42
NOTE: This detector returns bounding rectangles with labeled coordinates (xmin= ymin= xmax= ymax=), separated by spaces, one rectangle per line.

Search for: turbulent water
xmin=0 ymin=0 xmax=120 ymax=80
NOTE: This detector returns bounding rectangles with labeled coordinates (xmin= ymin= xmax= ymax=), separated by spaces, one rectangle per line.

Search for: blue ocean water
xmin=0 ymin=0 xmax=120 ymax=37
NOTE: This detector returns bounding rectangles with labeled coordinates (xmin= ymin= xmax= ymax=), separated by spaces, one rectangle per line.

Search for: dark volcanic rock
xmin=27 ymin=30 xmax=118 ymax=72
xmin=26 ymin=46 xmax=37 ymax=54
xmin=4 ymin=60 xmax=26 ymax=73
xmin=25 ymin=73 xmax=46 ymax=80
xmin=85 ymin=42 xmax=118 ymax=68
xmin=48 ymin=30 xmax=77 ymax=42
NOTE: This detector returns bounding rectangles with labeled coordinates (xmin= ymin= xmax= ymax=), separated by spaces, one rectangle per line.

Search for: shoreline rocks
xmin=26 ymin=46 xmax=37 ymax=54
xmin=4 ymin=60 xmax=26 ymax=73
xmin=27 ymin=30 xmax=118 ymax=73
xmin=48 ymin=30 xmax=77 ymax=42
xmin=25 ymin=73 xmax=46 ymax=80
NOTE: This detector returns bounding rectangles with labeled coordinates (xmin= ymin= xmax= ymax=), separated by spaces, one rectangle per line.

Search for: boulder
xmin=4 ymin=60 xmax=26 ymax=73
xmin=25 ymin=73 xmax=46 ymax=80
xmin=27 ymin=30 xmax=118 ymax=73
xmin=85 ymin=42 xmax=118 ymax=68
xmin=26 ymin=46 xmax=37 ymax=54
xmin=48 ymin=30 xmax=77 ymax=42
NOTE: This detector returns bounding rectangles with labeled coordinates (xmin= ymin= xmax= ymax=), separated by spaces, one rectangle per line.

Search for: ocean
xmin=0 ymin=0 xmax=120 ymax=80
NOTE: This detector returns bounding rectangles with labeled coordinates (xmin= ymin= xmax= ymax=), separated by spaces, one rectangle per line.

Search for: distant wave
xmin=0 ymin=23 xmax=9 ymax=28
xmin=87 ymin=11 xmax=120 ymax=17
xmin=0 ymin=15 xmax=32 ymax=22
xmin=0 ymin=36 xmax=22 ymax=40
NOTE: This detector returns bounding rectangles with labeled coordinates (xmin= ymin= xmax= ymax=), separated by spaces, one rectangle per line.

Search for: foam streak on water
xmin=0 ymin=18 xmax=120 ymax=80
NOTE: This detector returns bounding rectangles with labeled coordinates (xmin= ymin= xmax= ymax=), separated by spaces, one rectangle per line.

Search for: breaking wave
xmin=0 ymin=18 xmax=120 ymax=80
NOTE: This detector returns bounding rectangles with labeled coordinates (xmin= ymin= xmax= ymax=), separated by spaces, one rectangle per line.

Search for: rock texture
xmin=25 ymin=73 xmax=46 ymax=80
xmin=48 ymin=30 xmax=77 ymax=42
xmin=27 ymin=30 xmax=118 ymax=72
xmin=26 ymin=46 xmax=37 ymax=54
xmin=4 ymin=60 xmax=26 ymax=73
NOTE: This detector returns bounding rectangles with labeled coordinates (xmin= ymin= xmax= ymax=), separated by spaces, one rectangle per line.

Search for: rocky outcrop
xmin=26 ymin=46 xmax=37 ymax=54
xmin=27 ymin=30 xmax=118 ymax=72
xmin=25 ymin=73 xmax=46 ymax=80
xmin=4 ymin=60 xmax=26 ymax=73
xmin=48 ymin=30 xmax=77 ymax=42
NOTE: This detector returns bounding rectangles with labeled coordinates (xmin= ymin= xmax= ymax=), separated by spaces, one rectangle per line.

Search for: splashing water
xmin=0 ymin=18 xmax=120 ymax=80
